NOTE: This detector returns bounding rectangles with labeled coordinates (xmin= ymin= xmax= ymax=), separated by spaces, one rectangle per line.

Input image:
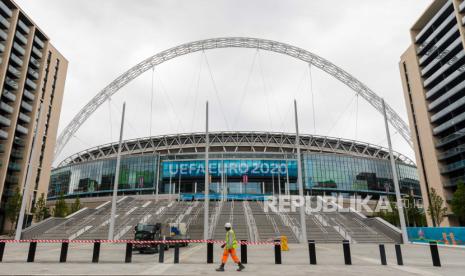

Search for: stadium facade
xmin=48 ymin=132 xmax=421 ymax=201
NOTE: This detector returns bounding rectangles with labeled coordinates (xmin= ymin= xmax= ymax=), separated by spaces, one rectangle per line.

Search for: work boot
xmin=237 ymin=263 xmax=245 ymax=271
xmin=216 ymin=264 xmax=225 ymax=272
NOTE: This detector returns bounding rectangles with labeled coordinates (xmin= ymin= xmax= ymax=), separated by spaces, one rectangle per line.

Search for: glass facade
xmin=48 ymin=152 xmax=421 ymax=199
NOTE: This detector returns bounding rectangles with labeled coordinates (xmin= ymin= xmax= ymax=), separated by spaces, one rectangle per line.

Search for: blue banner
xmin=407 ymin=227 xmax=465 ymax=245
xmin=162 ymin=159 xmax=297 ymax=178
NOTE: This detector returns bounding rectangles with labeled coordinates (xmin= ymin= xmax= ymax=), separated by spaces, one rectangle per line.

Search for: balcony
xmin=431 ymin=95 xmax=465 ymax=123
xmin=0 ymin=129 xmax=7 ymax=139
xmin=23 ymin=89 xmax=34 ymax=101
xmin=0 ymin=1 xmax=12 ymax=17
xmin=27 ymin=68 xmax=39 ymax=80
xmin=441 ymin=159 xmax=465 ymax=174
xmin=13 ymin=41 xmax=26 ymax=56
xmin=13 ymin=137 xmax=26 ymax=146
xmin=4 ymin=77 xmax=18 ymax=90
xmin=32 ymin=46 xmax=42 ymax=59
xmin=7 ymin=64 xmax=21 ymax=79
xmin=34 ymin=36 xmax=45 ymax=48
xmin=25 ymin=78 xmax=37 ymax=90
xmin=438 ymin=145 xmax=465 ymax=160
xmin=21 ymin=101 xmax=33 ymax=112
xmin=0 ymin=114 xmax=11 ymax=126
xmin=0 ymin=13 xmax=10 ymax=29
xmin=17 ymin=20 xmax=30 ymax=34
xmin=10 ymin=53 xmax=23 ymax=67
xmin=429 ymin=79 xmax=465 ymax=111
xmin=0 ymin=101 xmax=13 ymax=114
xmin=5 ymin=175 xmax=19 ymax=184
xmin=15 ymin=31 xmax=27 ymax=45
xmin=11 ymin=149 xmax=23 ymax=159
xmin=18 ymin=112 xmax=30 ymax=123
xmin=0 ymin=42 xmax=4 ymax=52
xmin=460 ymin=1 xmax=465 ymax=13
xmin=8 ymin=162 xmax=22 ymax=172
xmin=2 ymin=90 xmax=16 ymax=102
xmin=433 ymin=110 xmax=465 ymax=135
xmin=16 ymin=124 xmax=28 ymax=135
xmin=0 ymin=28 xmax=7 ymax=40
xmin=29 ymin=56 xmax=40 ymax=68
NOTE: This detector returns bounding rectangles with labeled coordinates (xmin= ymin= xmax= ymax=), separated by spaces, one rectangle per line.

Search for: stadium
xmin=49 ymin=131 xmax=420 ymax=201
xmin=22 ymin=38 xmax=421 ymax=244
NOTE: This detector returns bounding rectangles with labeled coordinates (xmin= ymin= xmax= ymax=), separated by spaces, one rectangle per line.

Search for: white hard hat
xmin=225 ymin=222 xmax=232 ymax=228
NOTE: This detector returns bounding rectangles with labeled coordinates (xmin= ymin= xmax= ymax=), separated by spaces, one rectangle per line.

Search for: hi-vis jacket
xmin=225 ymin=229 xmax=238 ymax=249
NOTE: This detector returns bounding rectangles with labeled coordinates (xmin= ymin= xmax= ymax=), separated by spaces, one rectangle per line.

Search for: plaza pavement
xmin=0 ymin=242 xmax=464 ymax=275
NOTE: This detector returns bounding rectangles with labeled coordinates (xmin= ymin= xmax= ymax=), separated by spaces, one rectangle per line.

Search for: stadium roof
xmin=58 ymin=131 xmax=415 ymax=167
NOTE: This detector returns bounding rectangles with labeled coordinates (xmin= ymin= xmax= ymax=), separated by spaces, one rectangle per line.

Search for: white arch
xmin=55 ymin=37 xmax=412 ymax=159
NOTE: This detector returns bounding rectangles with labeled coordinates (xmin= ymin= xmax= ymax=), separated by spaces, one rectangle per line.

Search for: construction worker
xmin=216 ymin=222 xmax=245 ymax=272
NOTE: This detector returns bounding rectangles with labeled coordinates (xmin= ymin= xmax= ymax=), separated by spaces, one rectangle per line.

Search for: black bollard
xmin=429 ymin=241 xmax=441 ymax=267
xmin=60 ymin=242 xmax=69 ymax=263
xmin=125 ymin=243 xmax=133 ymax=263
xmin=379 ymin=244 xmax=387 ymax=265
xmin=207 ymin=241 xmax=213 ymax=264
xmin=0 ymin=241 xmax=5 ymax=262
xmin=274 ymin=239 xmax=282 ymax=264
xmin=27 ymin=241 xmax=37 ymax=262
xmin=308 ymin=240 xmax=317 ymax=265
xmin=395 ymin=244 xmax=403 ymax=266
xmin=174 ymin=242 xmax=179 ymax=264
xmin=240 ymin=240 xmax=247 ymax=264
xmin=92 ymin=241 xmax=100 ymax=263
xmin=158 ymin=243 xmax=164 ymax=263
xmin=342 ymin=240 xmax=351 ymax=265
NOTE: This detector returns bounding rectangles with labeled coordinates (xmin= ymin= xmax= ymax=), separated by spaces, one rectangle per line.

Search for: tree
xmin=70 ymin=196 xmax=81 ymax=214
xmin=404 ymin=194 xmax=427 ymax=227
xmin=5 ymin=187 xmax=22 ymax=235
xmin=427 ymin=188 xmax=448 ymax=226
xmin=53 ymin=193 xmax=68 ymax=218
xmin=34 ymin=193 xmax=49 ymax=222
xmin=451 ymin=181 xmax=465 ymax=225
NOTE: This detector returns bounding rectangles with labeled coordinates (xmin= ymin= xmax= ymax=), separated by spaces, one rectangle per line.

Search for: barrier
xmin=125 ymin=243 xmax=133 ymax=263
xmin=60 ymin=242 xmax=69 ymax=263
xmin=207 ymin=241 xmax=213 ymax=264
xmin=429 ymin=241 xmax=441 ymax=267
xmin=0 ymin=241 xmax=5 ymax=262
xmin=174 ymin=243 xmax=179 ymax=264
xmin=379 ymin=244 xmax=387 ymax=265
xmin=92 ymin=241 xmax=100 ymax=263
xmin=27 ymin=242 xmax=37 ymax=262
xmin=274 ymin=239 xmax=281 ymax=264
xmin=240 ymin=240 xmax=247 ymax=264
xmin=158 ymin=243 xmax=164 ymax=263
xmin=308 ymin=240 xmax=316 ymax=265
xmin=395 ymin=244 xmax=403 ymax=266
xmin=342 ymin=240 xmax=351 ymax=265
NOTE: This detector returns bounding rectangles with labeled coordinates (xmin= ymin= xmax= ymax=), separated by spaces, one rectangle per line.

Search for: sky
xmin=15 ymin=0 xmax=432 ymax=165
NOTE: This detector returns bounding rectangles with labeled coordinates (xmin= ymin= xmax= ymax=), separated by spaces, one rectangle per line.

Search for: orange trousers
xmin=221 ymin=248 xmax=240 ymax=264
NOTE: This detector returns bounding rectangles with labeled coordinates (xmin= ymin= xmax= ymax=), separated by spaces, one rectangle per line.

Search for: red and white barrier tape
xmin=0 ymin=239 xmax=279 ymax=245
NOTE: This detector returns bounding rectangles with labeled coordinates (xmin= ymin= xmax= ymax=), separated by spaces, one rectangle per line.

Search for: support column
xmin=382 ymin=99 xmax=408 ymax=243
xmin=203 ymin=101 xmax=210 ymax=241
xmin=294 ymin=100 xmax=308 ymax=244
xmin=108 ymin=102 xmax=126 ymax=240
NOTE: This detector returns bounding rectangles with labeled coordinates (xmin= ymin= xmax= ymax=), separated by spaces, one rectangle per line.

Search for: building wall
xmin=400 ymin=0 xmax=465 ymax=226
xmin=47 ymin=152 xmax=421 ymax=200
xmin=0 ymin=0 xmax=67 ymax=232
